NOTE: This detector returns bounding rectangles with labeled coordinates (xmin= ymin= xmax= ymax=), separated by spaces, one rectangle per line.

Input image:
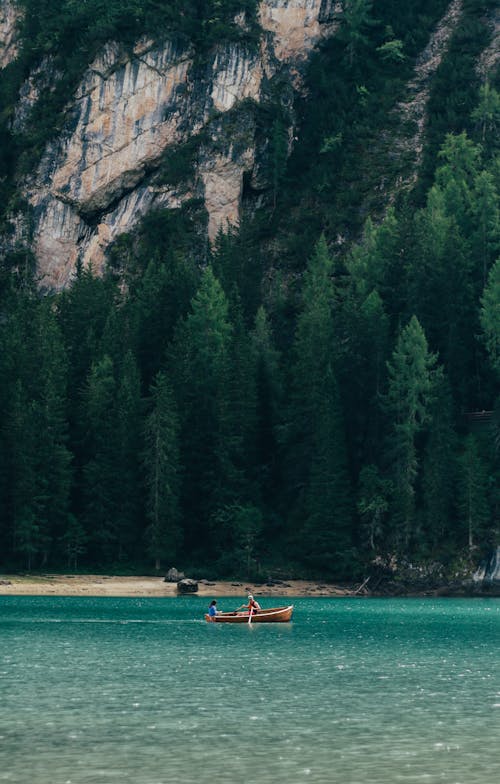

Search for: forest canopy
xmin=0 ymin=0 xmax=498 ymax=579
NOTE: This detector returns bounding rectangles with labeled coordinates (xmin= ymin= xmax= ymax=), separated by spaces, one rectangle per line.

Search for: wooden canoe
xmin=205 ymin=605 xmax=293 ymax=623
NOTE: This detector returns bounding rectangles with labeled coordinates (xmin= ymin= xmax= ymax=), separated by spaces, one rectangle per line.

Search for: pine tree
xmin=114 ymin=350 xmax=142 ymax=560
xmin=288 ymin=236 xmax=352 ymax=574
xmin=0 ymin=296 xmax=72 ymax=568
xmin=130 ymin=251 xmax=198 ymax=388
xmin=250 ymin=306 xmax=283 ymax=513
xmin=169 ymin=266 xmax=233 ymax=556
xmin=337 ymin=0 xmax=376 ymax=67
xmin=420 ymin=377 xmax=458 ymax=557
xmin=480 ymin=257 xmax=500 ymax=378
xmin=457 ymin=434 xmax=490 ymax=551
xmin=471 ymin=169 xmax=499 ymax=289
xmin=30 ymin=301 xmax=73 ymax=566
xmin=7 ymin=380 xmax=39 ymax=569
xmin=81 ymin=354 xmax=119 ymax=562
xmin=471 ymin=81 xmax=500 ymax=148
xmin=60 ymin=514 xmax=87 ymax=570
xmin=341 ymin=285 xmax=390 ymax=471
xmin=383 ymin=316 xmax=441 ymax=552
xmin=435 ymin=132 xmax=481 ymax=234
xmin=409 ymin=185 xmax=476 ymax=408
xmin=57 ymin=265 xmax=117 ymax=523
xmin=220 ymin=292 xmax=257 ymax=513
xmin=270 ymin=116 xmax=289 ymax=208
xmin=357 ymin=464 xmax=392 ymax=553
xmin=143 ymin=371 xmax=181 ymax=571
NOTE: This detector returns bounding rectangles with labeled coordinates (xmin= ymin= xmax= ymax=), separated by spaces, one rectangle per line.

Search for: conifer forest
xmin=0 ymin=0 xmax=498 ymax=578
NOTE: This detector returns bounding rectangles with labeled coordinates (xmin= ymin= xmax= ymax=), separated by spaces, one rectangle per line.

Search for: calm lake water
xmin=0 ymin=596 xmax=498 ymax=784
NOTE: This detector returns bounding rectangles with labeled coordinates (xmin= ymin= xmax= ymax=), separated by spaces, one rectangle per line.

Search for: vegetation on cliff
xmin=0 ymin=1 xmax=498 ymax=578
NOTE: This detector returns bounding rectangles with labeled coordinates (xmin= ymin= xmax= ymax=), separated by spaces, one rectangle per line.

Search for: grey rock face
xmin=13 ymin=1 xmax=335 ymax=289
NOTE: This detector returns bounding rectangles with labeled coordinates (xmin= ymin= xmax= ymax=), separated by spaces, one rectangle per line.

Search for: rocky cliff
xmin=3 ymin=0 xmax=339 ymax=289
xmin=1 ymin=0 xmax=496 ymax=289
xmin=0 ymin=0 xmax=20 ymax=69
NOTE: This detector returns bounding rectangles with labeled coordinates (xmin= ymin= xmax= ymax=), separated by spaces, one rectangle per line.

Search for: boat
xmin=205 ymin=605 xmax=294 ymax=623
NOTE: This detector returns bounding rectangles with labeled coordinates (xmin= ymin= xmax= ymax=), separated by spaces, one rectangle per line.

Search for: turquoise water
xmin=0 ymin=597 xmax=498 ymax=784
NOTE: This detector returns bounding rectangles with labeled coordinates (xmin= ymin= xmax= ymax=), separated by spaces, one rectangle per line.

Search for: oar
xmin=248 ymin=606 xmax=253 ymax=625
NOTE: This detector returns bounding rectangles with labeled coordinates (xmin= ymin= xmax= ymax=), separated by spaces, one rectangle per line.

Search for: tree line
xmin=0 ymin=129 xmax=498 ymax=578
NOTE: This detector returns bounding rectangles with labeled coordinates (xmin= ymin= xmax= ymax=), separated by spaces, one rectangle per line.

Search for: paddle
xmin=248 ymin=606 xmax=253 ymax=625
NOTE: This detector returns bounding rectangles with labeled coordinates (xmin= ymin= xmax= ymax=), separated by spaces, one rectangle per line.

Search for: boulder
xmin=177 ymin=578 xmax=198 ymax=594
xmin=164 ymin=567 xmax=185 ymax=583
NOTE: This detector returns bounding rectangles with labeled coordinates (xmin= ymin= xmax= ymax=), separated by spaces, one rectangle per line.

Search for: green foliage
xmin=457 ymin=434 xmax=491 ymax=550
xmin=357 ymin=465 xmax=392 ymax=552
xmin=377 ymin=39 xmax=405 ymax=64
xmin=418 ymin=0 xmax=493 ymax=195
xmin=383 ymin=316 xmax=442 ymax=551
xmin=143 ymin=371 xmax=181 ymax=569
xmin=168 ymin=267 xmax=234 ymax=555
xmin=286 ymin=237 xmax=353 ymax=573
xmin=480 ymin=259 xmax=500 ymax=378
xmin=337 ymin=0 xmax=377 ymax=67
xmin=471 ymin=81 xmax=500 ymax=148
xmin=0 ymin=2 xmax=498 ymax=578
xmin=419 ymin=379 xmax=458 ymax=558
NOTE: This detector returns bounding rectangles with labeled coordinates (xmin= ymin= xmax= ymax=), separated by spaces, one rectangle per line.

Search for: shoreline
xmin=0 ymin=574 xmax=356 ymax=598
xmin=1 ymin=574 xmax=497 ymax=599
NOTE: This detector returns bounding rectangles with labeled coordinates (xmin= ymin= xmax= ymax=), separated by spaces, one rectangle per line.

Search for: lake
xmin=0 ymin=596 xmax=498 ymax=783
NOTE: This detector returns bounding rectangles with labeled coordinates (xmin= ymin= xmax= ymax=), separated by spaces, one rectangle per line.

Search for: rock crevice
xmin=16 ymin=0 xmax=336 ymax=289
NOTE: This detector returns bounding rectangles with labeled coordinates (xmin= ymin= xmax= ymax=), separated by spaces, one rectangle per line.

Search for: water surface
xmin=0 ymin=596 xmax=498 ymax=783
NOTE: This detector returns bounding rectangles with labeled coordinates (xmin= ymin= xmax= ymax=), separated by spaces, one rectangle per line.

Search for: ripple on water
xmin=0 ymin=596 xmax=499 ymax=784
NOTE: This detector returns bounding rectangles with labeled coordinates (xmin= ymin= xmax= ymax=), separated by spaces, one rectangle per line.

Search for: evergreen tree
xmin=6 ymin=380 xmax=39 ymax=569
xmin=210 ymin=221 xmax=264 ymax=324
xmin=471 ymin=81 xmax=500 ymax=148
xmin=250 ymin=306 xmax=283 ymax=514
xmin=222 ymin=292 xmax=258 ymax=510
xmin=435 ymin=132 xmax=481 ymax=234
xmin=409 ymin=184 xmax=477 ymax=407
xmin=0 ymin=296 xmax=72 ymax=568
xmin=471 ymin=169 xmax=499 ymax=289
xmin=480 ymin=257 xmax=500 ymax=378
xmin=57 ymin=264 xmax=116 ymax=402
xmin=130 ymin=251 xmax=198 ymax=388
xmin=383 ymin=316 xmax=441 ymax=551
xmin=457 ymin=434 xmax=490 ymax=551
xmin=357 ymin=464 xmax=392 ymax=553
xmin=60 ymin=514 xmax=87 ymax=570
xmin=270 ymin=116 xmax=289 ymax=208
xmin=81 ymin=355 xmax=120 ymax=562
xmin=114 ymin=350 xmax=143 ymax=559
xmin=169 ymin=267 xmax=233 ymax=557
xmin=30 ymin=301 xmax=73 ymax=566
xmin=57 ymin=265 xmax=117 ymax=520
xmin=337 ymin=0 xmax=376 ymax=67
xmin=341 ymin=285 xmax=390 ymax=471
xmin=287 ymin=236 xmax=352 ymax=574
xmin=420 ymin=378 xmax=458 ymax=557
xmin=143 ymin=371 xmax=181 ymax=570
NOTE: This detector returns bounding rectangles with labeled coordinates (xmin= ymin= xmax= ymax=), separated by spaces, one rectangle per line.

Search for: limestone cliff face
xmin=13 ymin=0 xmax=493 ymax=289
xmin=16 ymin=0 xmax=338 ymax=289
xmin=477 ymin=4 xmax=499 ymax=76
xmin=0 ymin=0 xmax=21 ymax=70
xmin=259 ymin=0 xmax=338 ymax=62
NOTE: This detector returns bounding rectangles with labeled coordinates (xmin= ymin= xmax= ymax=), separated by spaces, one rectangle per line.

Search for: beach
xmin=0 ymin=574 xmax=355 ymax=598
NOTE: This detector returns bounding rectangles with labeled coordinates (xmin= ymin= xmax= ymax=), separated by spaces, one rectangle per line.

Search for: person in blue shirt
xmin=208 ymin=600 xmax=219 ymax=617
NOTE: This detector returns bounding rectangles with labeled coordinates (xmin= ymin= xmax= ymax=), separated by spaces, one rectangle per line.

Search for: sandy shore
xmin=0 ymin=574 xmax=355 ymax=598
